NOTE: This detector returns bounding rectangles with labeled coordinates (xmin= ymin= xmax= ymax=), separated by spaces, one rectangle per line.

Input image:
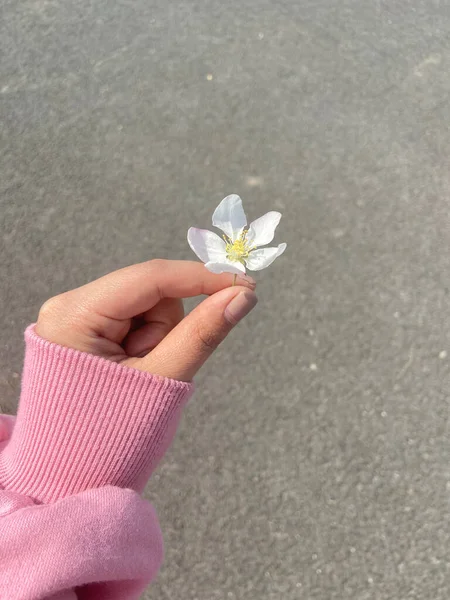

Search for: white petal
xmin=245 ymin=243 xmax=287 ymax=271
xmin=204 ymin=260 xmax=246 ymax=275
xmin=187 ymin=228 xmax=227 ymax=263
xmin=246 ymin=211 xmax=282 ymax=247
xmin=212 ymin=194 xmax=247 ymax=241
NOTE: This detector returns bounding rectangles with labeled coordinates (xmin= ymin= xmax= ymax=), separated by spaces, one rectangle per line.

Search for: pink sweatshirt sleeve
xmin=0 ymin=325 xmax=194 ymax=600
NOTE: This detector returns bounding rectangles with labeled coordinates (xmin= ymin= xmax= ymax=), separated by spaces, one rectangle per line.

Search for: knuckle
xmin=148 ymin=258 xmax=166 ymax=271
xmin=38 ymin=295 xmax=64 ymax=322
xmin=195 ymin=324 xmax=221 ymax=353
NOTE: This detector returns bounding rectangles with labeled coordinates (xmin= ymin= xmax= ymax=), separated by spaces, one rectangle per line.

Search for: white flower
xmin=187 ymin=194 xmax=287 ymax=274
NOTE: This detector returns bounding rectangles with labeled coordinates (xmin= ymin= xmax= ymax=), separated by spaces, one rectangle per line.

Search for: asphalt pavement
xmin=1 ymin=1 xmax=450 ymax=598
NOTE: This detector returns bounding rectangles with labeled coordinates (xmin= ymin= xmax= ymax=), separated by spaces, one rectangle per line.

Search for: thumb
xmin=131 ymin=286 xmax=258 ymax=381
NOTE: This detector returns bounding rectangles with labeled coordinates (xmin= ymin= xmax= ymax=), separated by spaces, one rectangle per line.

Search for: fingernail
xmin=237 ymin=274 xmax=257 ymax=287
xmin=224 ymin=291 xmax=258 ymax=325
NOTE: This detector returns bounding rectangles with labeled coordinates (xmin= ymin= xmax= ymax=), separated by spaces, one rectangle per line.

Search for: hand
xmin=35 ymin=260 xmax=257 ymax=381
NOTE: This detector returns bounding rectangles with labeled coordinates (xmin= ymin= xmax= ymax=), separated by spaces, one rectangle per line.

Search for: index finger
xmin=72 ymin=259 xmax=256 ymax=320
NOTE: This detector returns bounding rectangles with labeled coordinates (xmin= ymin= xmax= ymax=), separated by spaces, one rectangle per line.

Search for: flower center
xmin=224 ymin=231 xmax=255 ymax=263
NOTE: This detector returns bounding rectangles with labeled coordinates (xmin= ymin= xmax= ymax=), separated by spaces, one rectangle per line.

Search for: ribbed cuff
xmin=0 ymin=326 xmax=194 ymax=503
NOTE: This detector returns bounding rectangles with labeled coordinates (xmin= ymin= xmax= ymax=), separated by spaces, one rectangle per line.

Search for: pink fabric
xmin=0 ymin=326 xmax=194 ymax=599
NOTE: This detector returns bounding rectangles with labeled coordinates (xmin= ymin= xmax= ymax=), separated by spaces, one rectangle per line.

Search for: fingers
xmin=70 ymin=260 xmax=256 ymax=321
xmin=123 ymin=298 xmax=184 ymax=357
xmin=127 ymin=286 xmax=258 ymax=381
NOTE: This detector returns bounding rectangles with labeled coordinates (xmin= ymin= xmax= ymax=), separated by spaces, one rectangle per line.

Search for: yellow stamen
xmin=224 ymin=230 xmax=255 ymax=264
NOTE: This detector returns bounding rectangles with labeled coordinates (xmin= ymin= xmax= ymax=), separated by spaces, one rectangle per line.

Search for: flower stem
xmin=232 ymin=274 xmax=237 ymax=287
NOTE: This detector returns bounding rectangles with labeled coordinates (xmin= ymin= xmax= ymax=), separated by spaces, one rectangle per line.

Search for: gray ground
xmin=1 ymin=1 xmax=450 ymax=598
